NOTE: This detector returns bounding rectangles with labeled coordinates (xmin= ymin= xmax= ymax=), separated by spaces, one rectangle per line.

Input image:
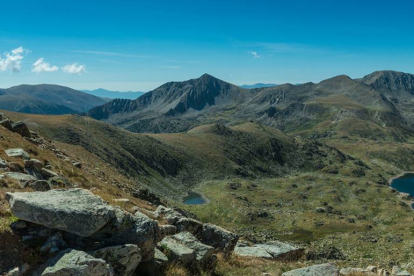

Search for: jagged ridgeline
xmin=86 ymin=70 xmax=414 ymax=140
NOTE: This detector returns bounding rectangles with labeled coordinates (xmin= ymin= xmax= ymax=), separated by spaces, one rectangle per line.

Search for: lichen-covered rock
xmin=5 ymin=148 xmax=30 ymax=160
xmin=200 ymin=223 xmax=239 ymax=254
xmin=6 ymin=189 xmax=116 ymax=237
xmin=36 ymin=249 xmax=113 ymax=276
xmin=92 ymin=244 xmax=141 ymax=276
xmin=234 ymin=243 xmax=273 ymax=259
xmin=91 ymin=209 xmax=160 ymax=261
xmin=0 ymin=172 xmax=37 ymax=184
xmin=157 ymin=236 xmax=195 ymax=263
xmin=282 ymin=263 xmax=339 ymax=276
xmin=255 ymin=241 xmax=304 ymax=261
xmin=171 ymin=231 xmax=214 ymax=262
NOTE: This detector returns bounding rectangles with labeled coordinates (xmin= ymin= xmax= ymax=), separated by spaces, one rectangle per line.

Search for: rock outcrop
xmin=6 ymin=189 xmax=116 ymax=237
xmin=282 ymin=263 xmax=340 ymax=276
xmin=92 ymin=244 xmax=141 ymax=276
xmin=36 ymin=249 xmax=114 ymax=276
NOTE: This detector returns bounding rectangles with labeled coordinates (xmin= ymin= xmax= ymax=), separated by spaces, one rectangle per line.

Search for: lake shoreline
xmin=388 ymin=171 xmax=414 ymax=210
xmin=183 ymin=191 xmax=210 ymax=205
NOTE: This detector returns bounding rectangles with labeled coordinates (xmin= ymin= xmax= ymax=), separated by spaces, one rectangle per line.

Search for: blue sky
xmin=1 ymin=0 xmax=414 ymax=91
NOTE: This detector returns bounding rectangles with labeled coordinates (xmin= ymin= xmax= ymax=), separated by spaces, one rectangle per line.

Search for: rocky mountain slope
xmin=86 ymin=71 xmax=414 ymax=139
xmin=0 ymin=84 xmax=107 ymax=115
xmin=0 ymin=109 xmax=414 ymax=275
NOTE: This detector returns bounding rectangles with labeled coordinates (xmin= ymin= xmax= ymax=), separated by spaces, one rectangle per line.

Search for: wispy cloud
xmin=248 ymin=51 xmax=261 ymax=59
xmin=254 ymin=43 xmax=327 ymax=54
xmin=62 ymin=63 xmax=86 ymax=74
xmin=32 ymin=58 xmax=59 ymax=73
xmin=0 ymin=46 xmax=29 ymax=72
xmin=71 ymin=50 xmax=152 ymax=58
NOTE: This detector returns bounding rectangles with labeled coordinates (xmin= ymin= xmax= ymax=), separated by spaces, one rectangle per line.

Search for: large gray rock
xmin=5 ymin=148 xmax=30 ymax=160
xmin=234 ymin=244 xmax=273 ymax=259
xmin=171 ymin=231 xmax=214 ymax=262
xmin=255 ymin=241 xmax=304 ymax=261
xmin=282 ymin=263 xmax=339 ymax=276
xmin=11 ymin=121 xmax=31 ymax=138
xmin=157 ymin=236 xmax=196 ymax=263
xmin=0 ymin=172 xmax=37 ymax=183
xmin=200 ymin=223 xmax=239 ymax=254
xmin=173 ymin=217 xmax=203 ymax=236
xmin=91 ymin=209 xmax=160 ymax=261
xmin=6 ymin=189 xmax=116 ymax=237
xmin=92 ymin=244 xmax=141 ymax=276
xmin=37 ymin=249 xmax=113 ymax=276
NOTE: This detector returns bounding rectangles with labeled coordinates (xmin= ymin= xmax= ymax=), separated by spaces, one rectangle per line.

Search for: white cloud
xmin=62 ymin=63 xmax=86 ymax=74
xmin=0 ymin=46 xmax=29 ymax=72
xmin=32 ymin=58 xmax=59 ymax=73
xmin=249 ymin=51 xmax=261 ymax=59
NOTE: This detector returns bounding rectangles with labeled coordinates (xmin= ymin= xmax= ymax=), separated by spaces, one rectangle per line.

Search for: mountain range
xmin=240 ymin=83 xmax=278 ymax=89
xmin=0 ymin=84 xmax=107 ymax=114
xmin=81 ymin=88 xmax=145 ymax=100
xmin=86 ymin=70 xmax=414 ymax=139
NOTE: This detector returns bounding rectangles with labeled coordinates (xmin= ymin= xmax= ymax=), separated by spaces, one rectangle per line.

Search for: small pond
xmin=183 ymin=192 xmax=207 ymax=205
xmin=390 ymin=173 xmax=414 ymax=208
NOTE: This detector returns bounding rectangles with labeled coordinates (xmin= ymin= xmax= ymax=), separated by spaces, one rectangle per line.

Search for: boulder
xmin=24 ymin=180 xmax=52 ymax=191
xmin=0 ymin=172 xmax=37 ymax=184
xmin=255 ymin=241 xmax=304 ymax=261
xmin=92 ymin=244 xmax=142 ymax=276
xmin=41 ymin=168 xmax=59 ymax=178
xmin=6 ymin=189 xmax=116 ymax=237
xmin=0 ymin=119 xmax=12 ymax=130
xmin=5 ymin=148 xmax=30 ymax=160
xmin=173 ymin=217 xmax=203 ymax=236
xmin=91 ymin=209 xmax=160 ymax=261
xmin=282 ymin=263 xmax=339 ymax=276
xmin=157 ymin=236 xmax=195 ymax=263
xmin=159 ymin=224 xmax=177 ymax=238
xmin=25 ymin=159 xmax=44 ymax=171
xmin=11 ymin=121 xmax=31 ymax=138
xmin=234 ymin=242 xmax=273 ymax=259
xmin=199 ymin=223 xmax=239 ymax=254
xmin=36 ymin=249 xmax=113 ymax=276
xmin=171 ymin=231 xmax=214 ymax=262
xmin=155 ymin=205 xmax=183 ymax=224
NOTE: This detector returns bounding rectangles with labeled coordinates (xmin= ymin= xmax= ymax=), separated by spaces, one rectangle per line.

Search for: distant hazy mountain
xmin=240 ymin=83 xmax=278 ymax=89
xmin=82 ymin=88 xmax=145 ymax=100
xmin=0 ymin=84 xmax=106 ymax=115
